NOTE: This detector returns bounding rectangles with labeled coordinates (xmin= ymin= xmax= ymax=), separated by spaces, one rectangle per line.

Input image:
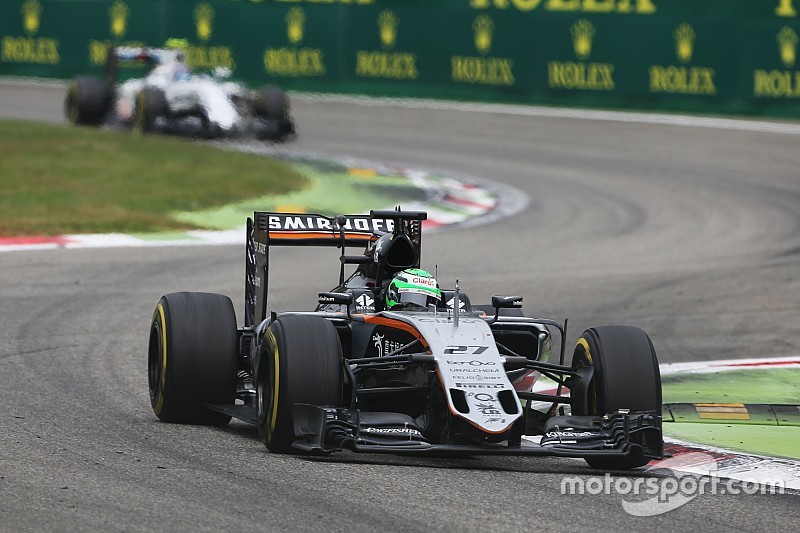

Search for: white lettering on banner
xmin=266 ymin=215 xmax=394 ymax=233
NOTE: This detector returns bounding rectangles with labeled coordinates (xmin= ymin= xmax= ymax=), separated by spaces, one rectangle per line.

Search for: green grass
xmin=662 ymin=368 xmax=800 ymax=404
xmin=664 ymin=424 xmax=800 ymax=460
xmin=172 ymin=163 xmax=427 ymax=230
xmin=0 ymin=120 xmax=307 ymax=235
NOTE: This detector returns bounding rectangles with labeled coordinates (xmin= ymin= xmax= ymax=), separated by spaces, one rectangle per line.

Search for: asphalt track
xmin=1 ymin=81 xmax=799 ymax=531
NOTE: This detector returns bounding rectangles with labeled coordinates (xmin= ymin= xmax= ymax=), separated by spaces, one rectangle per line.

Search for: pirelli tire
xmin=257 ymin=315 xmax=343 ymax=453
xmin=134 ymin=87 xmax=168 ymax=134
xmin=253 ymin=85 xmax=294 ymax=141
xmin=148 ymin=292 xmax=238 ymax=425
xmin=571 ymin=325 xmax=661 ymax=470
xmin=65 ymin=76 xmax=112 ymax=126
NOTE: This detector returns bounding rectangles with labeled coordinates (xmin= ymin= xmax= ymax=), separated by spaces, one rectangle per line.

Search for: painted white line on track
xmin=657 ymin=355 xmax=800 ymax=483
xmin=532 ymin=354 xmax=800 ymax=398
xmin=530 ymin=355 xmax=800 ymax=477
xmin=660 ymin=356 xmax=800 ymax=376
xmin=661 ymin=437 xmax=800 ymax=492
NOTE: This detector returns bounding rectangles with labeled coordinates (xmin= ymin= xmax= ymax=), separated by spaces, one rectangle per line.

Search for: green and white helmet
xmin=385 ymin=269 xmax=442 ymax=310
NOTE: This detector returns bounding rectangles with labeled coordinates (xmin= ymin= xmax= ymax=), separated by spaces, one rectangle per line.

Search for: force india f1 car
xmin=148 ymin=210 xmax=664 ymax=469
xmin=65 ymin=45 xmax=295 ymax=141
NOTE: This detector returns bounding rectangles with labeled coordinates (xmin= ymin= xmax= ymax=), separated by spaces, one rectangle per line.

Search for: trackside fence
xmin=2 ymin=0 xmax=800 ymax=118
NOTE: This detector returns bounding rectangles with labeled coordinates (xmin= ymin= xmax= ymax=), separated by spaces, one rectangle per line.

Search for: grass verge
xmin=662 ymin=368 xmax=800 ymax=404
xmin=665 ymin=424 xmax=800 ymax=461
xmin=0 ymin=120 xmax=307 ymax=236
xmin=172 ymin=162 xmax=428 ymax=230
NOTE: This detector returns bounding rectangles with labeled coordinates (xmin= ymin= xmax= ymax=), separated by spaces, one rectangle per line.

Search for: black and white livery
xmin=147 ymin=209 xmax=663 ymax=469
xmin=66 ymin=45 xmax=294 ymax=141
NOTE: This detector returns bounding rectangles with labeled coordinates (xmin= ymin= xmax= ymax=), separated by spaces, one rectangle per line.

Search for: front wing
xmin=291 ymin=405 xmax=663 ymax=459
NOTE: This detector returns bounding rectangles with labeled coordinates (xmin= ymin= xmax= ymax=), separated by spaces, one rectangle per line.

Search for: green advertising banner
xmin=2 ymin=0 xmax=800 ymax=118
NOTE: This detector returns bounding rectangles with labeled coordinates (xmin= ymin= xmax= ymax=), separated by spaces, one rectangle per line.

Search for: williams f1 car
xmin=148 ymin=209 xmax=663 ymax=469
xmin=65 ymin=45 xmax=294 ymax=141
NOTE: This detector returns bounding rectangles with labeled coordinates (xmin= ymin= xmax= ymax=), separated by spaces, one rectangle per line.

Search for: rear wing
xmin=245 ymin=210 xmax=426 ymax=326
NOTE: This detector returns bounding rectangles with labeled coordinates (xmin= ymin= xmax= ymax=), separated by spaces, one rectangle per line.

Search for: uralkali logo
xmin=560 ymin=452 xmax=786 ymax=516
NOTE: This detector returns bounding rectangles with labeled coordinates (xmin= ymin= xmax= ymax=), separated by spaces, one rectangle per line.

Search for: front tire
xmin=65 ymin=76 xmax=112 ymax=126
xmin=571 ymin=325 xmax=661 ymax=469
xmin=135 ymin=87 xmax=168 ymax=134
xmin=253 ymin=85 xmax=295 ymax=141
xmin=257 ymin=315 xmax=342 ymax=453
xmin=148 ymin=292 xmax=238 ymax=425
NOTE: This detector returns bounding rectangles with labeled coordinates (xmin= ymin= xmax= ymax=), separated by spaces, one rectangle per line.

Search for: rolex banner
xmin=1 ymin=0 xmax=800 ymax=118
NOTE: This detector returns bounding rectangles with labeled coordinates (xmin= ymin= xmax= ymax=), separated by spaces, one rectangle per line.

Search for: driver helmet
xmin=385 ymin=269 xmax=441 ymax=311
xmin=164 ymin=38 xmax=189 ymax=67
xmin=173 ymin=63 xmax=191 ymax=82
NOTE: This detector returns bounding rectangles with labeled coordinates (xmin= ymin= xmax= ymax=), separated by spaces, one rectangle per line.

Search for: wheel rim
xmin=148 ymin=322 xmax=165 ymax=412
xmin=148 ymin=305 xmax=168 ymax=414
xmin=257 ymin=379 xmax=266 ymax=423
xmin=257 ymin=375 xmax=276 ymax=443
xmin=257 ymin=333 xmax=282 ymax=444
xmin=573 ymin=338 xmax=598 ymax=416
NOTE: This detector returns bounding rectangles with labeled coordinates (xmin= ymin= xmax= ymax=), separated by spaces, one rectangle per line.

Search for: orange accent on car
xmin=361 ymin=315 xmax=429 ymax=348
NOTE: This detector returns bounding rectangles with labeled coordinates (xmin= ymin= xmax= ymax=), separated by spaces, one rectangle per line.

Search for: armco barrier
xmin=2 ymin=0 xmax=800 ymax=118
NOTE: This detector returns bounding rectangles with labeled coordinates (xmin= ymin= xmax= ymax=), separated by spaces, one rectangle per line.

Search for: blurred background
xmin=3 ymin=0 xmax=800 ymax=118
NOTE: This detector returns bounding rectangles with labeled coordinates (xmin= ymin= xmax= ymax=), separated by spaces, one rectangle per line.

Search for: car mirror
xmin=318 ymin=292 xmax=354 ymax=307
xmin=491 ymin=295 xmax=523 ymax=309
xmin=212 ymin=66 xmax=232 ymax=79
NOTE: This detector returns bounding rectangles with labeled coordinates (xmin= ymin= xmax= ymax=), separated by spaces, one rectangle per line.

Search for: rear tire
xmin=148 ymin=292 xmax=238 ymax=425
xmin=571 ymin=325 xmax=661 ymax=469
xmin=65 ymin=76 xmax=112 ymax=126
xmin=257 ymin=315 xmax=342 ymax=453
xmin=135 ymin=87 xmax=168 ymax=134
